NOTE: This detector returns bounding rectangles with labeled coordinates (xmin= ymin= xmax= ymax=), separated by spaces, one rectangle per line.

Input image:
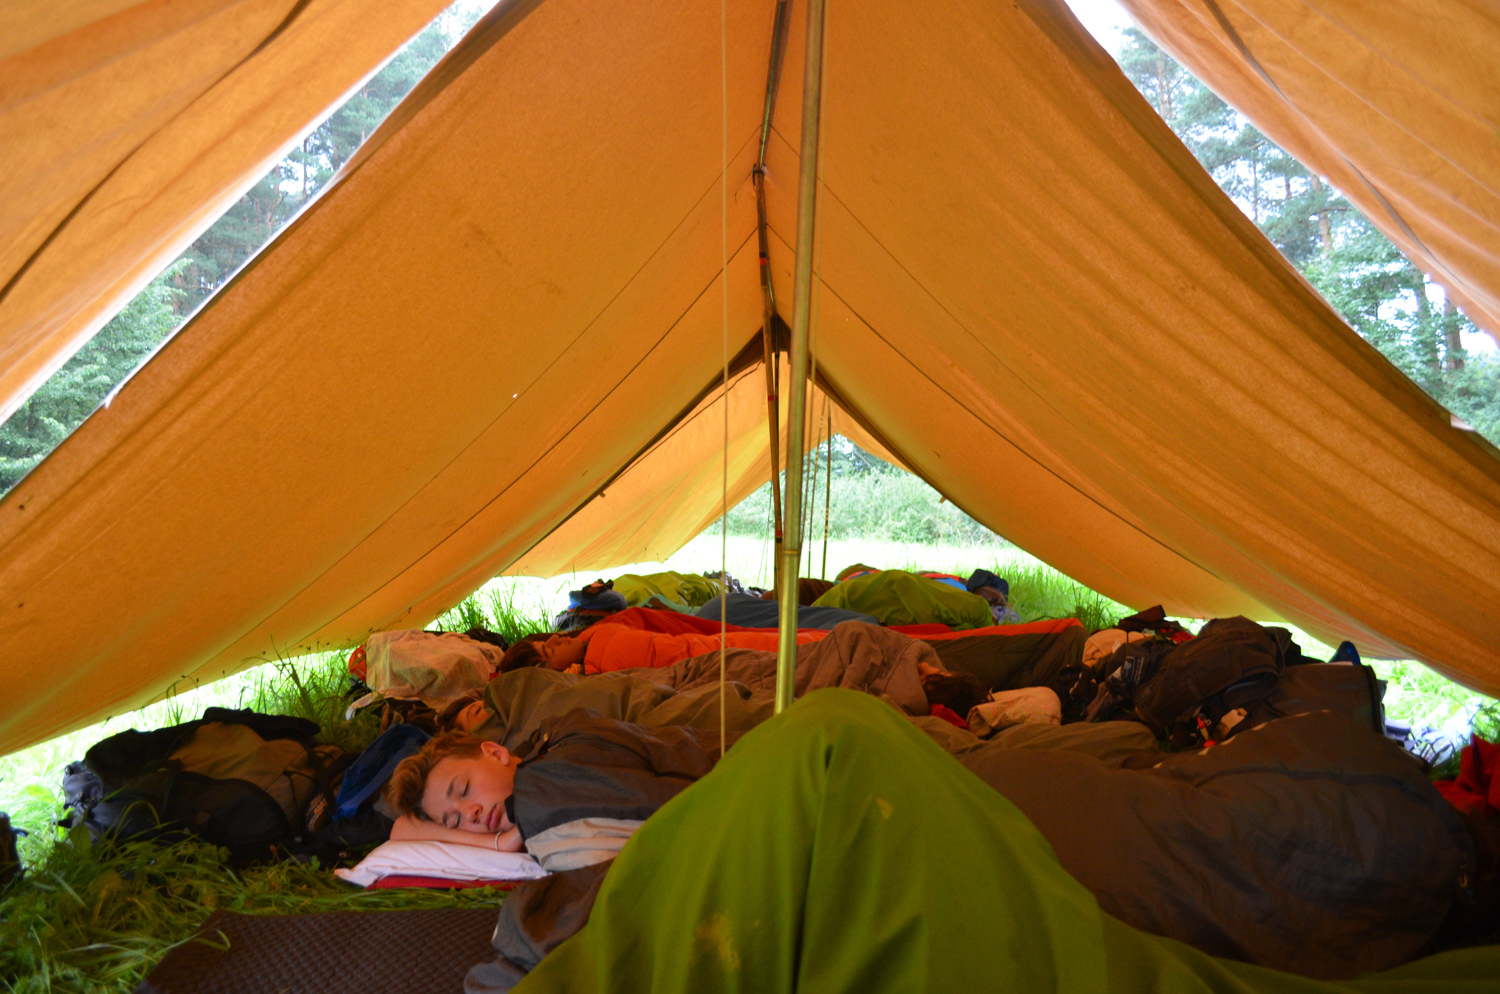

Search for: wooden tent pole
xmin=754 ymin=0 xmax=791 ymax=596
xmin=775 ymin=0 xmax=827 ymax=714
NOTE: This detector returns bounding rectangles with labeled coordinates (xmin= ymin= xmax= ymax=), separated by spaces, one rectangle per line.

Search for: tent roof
xmin=0 ymin=0 xmax=453 ymax=426
xmin=0 ymin=0 xmax=1497 ymax=754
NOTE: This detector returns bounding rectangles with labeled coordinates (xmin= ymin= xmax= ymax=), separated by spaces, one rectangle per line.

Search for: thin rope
xmin=804 ymin=1 xmax=830 ymax=574
xmin=717 ymin=0 xmax=729 ymax=761
xmin=805 ymin=395 xmax=821 ymax=577
xmin=822 ymin=394 xmax=832 ymax=579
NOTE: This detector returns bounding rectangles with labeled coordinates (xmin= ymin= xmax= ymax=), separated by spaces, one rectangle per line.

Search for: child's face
xmin=421 ymin=741 xmax=517 ymax=833
xmin=534 ymin=634 xmax=587 ymax=670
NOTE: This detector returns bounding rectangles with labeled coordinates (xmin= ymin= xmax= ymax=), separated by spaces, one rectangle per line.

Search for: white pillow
xmin=967 ymin=687 xmax=1062 ymax=737
xmin=335 ymin=840 xmax=550 ymax=888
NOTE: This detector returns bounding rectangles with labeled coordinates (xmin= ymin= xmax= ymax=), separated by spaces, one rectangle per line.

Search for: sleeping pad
xmin=483 ymin=690 xmax=1497 ymax=994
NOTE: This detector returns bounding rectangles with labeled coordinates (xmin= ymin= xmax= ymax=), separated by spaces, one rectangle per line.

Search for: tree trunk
xmin=1252 ymin=158 xmax=1259 ymax=223
xmin=1414 ymin=277 xmax=1441 ymax=373
xmin=1155 ymin=53 xmax=1172 ymax=120
xmin=1309 ymin=174 xmax=1331 ymax=252
xmin=1443 ymin=295 xmax=1465 ymax=371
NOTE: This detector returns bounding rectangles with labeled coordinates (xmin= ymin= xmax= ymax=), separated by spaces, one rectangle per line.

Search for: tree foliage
xmin=715 ymin=437 xmax=1009 ymax=547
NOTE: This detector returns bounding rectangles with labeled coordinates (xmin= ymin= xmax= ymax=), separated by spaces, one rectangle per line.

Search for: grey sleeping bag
xmin=958 ymin=709 xmax=1473 ymax=979
xmin=473 ymin=622 xmax=933 ymax=750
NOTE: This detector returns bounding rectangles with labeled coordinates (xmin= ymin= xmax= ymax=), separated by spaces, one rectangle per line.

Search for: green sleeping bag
xmin=812 ymin=569 xmax=995 ymax=629
xmin=611 ymin=571 xmax=724 ymax=613
xmin=513 ymin=689 xmax=1497 ymax=993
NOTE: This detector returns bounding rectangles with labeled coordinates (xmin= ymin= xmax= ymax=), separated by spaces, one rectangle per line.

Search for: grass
xmin=433 ymin=582 xmax=555 ymax=645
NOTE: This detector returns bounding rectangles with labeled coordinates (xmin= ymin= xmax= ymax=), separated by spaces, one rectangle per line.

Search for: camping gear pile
xmin=30 ymin=589 xmax=1496 ymax=992
xmin=59 ymin=708 xmax=388 ymax=866
xmin=957 ymin=606 xmax=1389 ymax=754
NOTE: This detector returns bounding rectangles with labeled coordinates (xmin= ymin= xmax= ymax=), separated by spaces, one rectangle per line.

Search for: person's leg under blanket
xmin=499 ymin=689 xmax=1497 ymax=993
xmin=922 ymin=626 xmax=1086 ymax=691
xmin=910 ymin=711 xmax=1159 ymax=766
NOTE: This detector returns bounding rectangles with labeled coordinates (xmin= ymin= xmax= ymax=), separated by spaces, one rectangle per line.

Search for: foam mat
xmin=135 ymin=907 xmax=500 ymax=994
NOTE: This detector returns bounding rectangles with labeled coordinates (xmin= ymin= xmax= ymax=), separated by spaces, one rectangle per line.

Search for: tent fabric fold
xmin=0 ymin=0 xmax=453 ymax=426
xmin=0 ymin=0 xmax=1497 ymax=754
xmin=1114 ymin=0 xmax=1500 ymax=342
xmin=507 ymin=356 xmax=900 ymax=578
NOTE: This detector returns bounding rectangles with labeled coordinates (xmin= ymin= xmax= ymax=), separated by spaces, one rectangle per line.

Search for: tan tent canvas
xmin=0 ymin=0 xmax=1496 ymax=755
xmin=0 ymin=0 xmax=454 ymax=426
xmin=508 ymin=354 xmax=902 ymax=577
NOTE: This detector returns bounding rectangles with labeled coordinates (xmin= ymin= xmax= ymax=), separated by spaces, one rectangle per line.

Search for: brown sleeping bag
xmin=957 ymin=709 xmax=1473 ymax=978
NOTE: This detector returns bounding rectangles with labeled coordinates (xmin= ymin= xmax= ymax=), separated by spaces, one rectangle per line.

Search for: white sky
xmin=1063 ymin=0 xmax=1135 ymax=56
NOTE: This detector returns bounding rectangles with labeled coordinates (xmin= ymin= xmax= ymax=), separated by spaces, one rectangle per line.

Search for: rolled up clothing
xmin=966 ymin=686 xmax=1062 ymax=736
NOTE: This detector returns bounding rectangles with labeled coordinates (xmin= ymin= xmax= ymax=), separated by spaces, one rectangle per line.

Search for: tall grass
xmin=433 ymin=582 xmax=554 ymax=644
xmin=994 ymin=563 xmax=1127 ymax=630
xmin=245 ymin=653 xmax=382 ymax=756
xmin=714 ymin=463 xmax=1012 ymax=548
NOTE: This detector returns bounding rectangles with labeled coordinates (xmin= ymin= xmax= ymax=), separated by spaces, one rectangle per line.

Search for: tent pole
xmin=754 ymin=0 xmax=791 ymax=597
xmin=754 ymin=180 xmax=784 ymax=593
xmin=775 ymin=0 xmax=827 ymax=714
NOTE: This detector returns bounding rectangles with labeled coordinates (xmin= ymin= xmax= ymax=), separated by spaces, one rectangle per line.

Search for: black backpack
xmin=62 ymin=708 xmax=345 ymax=864
xmin=1083 ymin=635 xmax=1179 ymax=723
xmin=1132 ymin=617 xmax=1286 ymax=742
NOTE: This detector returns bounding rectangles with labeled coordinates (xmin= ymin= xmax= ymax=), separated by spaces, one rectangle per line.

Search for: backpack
xmin=1132 ymin=617 xmax=1285 ymax=742
xmin=1083 ymin=635 xmax=1179 ymax=723
xmin=62 ymin=708 xmax=345 ymax=863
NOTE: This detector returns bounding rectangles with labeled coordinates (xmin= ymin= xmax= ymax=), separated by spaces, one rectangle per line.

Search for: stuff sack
xmin=62 ymin=708 xmax=343 ymax=863
xmin=1132 ymin=617 xmax=1285 ymax=740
